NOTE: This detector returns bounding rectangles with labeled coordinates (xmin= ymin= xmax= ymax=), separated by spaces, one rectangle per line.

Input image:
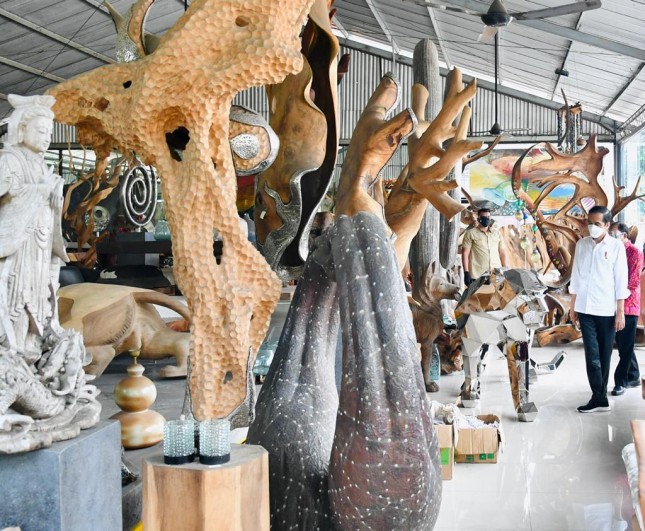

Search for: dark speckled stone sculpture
xmin=247 ymin=230 xmax=340 ymax=530
xmin=248 ymin=212 xmax=441 ymax=530
xmin=329 ymin=213 xmax=440 ymax=531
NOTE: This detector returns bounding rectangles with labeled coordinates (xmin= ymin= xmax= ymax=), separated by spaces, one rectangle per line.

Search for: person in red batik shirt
xmin=609 ymin=222 xmax=643 ymax=396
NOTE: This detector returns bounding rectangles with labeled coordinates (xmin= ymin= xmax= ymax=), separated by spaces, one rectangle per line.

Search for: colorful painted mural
xmin=464 ymin=145 xmax=595 ymax=216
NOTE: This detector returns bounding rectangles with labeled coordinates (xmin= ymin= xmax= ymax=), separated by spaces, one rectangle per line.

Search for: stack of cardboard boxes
xmin=434 ymin=414 xmax=503 ymax=480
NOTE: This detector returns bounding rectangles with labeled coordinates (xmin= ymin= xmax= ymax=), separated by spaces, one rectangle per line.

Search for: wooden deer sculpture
xmin=408 ymin=262 xmax=461 ymax=391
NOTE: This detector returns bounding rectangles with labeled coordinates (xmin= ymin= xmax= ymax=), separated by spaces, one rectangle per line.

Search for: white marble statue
xmin=0 ymin=94 xmax=100 ymax=454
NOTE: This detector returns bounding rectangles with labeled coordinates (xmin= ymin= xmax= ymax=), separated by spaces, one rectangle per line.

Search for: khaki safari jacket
xmin=462 ymin=225 xmax=504 ymax=279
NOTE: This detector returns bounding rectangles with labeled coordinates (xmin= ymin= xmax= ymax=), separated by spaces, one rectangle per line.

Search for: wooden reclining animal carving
xmin=58 ymin=284 xmax=191 ymax=378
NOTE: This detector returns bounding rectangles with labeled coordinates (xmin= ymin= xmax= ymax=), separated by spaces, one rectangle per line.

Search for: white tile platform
xmin=432 ymin=341 xmax=644 ymax=531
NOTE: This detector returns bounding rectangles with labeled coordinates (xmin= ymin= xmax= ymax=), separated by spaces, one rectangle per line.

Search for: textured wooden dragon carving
xmin=49 ymin=0 xmax=315 ymax=420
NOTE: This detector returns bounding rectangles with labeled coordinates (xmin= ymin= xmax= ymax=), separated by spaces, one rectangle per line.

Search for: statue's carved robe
xmin=0 ymin=146 xmax=67 ymax=357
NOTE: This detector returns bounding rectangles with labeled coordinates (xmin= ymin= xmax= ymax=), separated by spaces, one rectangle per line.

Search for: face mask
xmin=588 ymin=224 xmax=605 ymax=239
xmin=479 ymin=217 xmax=491 ymax=227
xmin=610 ymin=231 xmax=622 ymax=239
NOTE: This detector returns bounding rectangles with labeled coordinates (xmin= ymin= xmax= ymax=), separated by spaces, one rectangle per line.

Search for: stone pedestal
xmin=0 ymin=421 xmax=122 ymax=531
xmin=143 ymin=444 xmax=269 ymax=531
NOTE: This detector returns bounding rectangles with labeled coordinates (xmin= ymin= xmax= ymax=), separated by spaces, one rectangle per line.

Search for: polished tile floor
xmin=433 ymin=341 xmax=644 ymax=531
xmin=97 ymin=340 xmax=644 ymax=531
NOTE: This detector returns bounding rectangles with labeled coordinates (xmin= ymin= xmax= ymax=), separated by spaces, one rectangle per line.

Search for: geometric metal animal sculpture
xmin=455 ymin=269 xmax=551 ymax=422
xmin=49 ymin=0 xmax=315 ymax=420
xmin=58 ymin=284 xmax=191 ymax=378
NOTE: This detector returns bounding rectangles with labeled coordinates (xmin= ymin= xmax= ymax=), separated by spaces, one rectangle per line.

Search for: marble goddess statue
xmin=0 ymin=94 xmax=100 ymax=454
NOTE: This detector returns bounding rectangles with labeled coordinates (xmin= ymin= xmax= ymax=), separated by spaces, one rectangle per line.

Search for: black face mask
xmin=479 ymin=217 xmax=491 ymax=227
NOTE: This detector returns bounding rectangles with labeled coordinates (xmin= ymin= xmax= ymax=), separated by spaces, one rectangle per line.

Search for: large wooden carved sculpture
xmin=409 ymin=264 xmax=461 ymax=391
xmin=255 ymin=0 xmax=342 ymax=279
xmin=105 ymin=1 xmax=280 ymax=215
xmin=385 ymin=70 xmax=480 ymax=270
xmin=49 ymin=0 xmax=314 ymax=420
xmin=249 ymin=71 xmax=478 ymax=530
xmin=511 ymin=136 xmax=609 ymax=286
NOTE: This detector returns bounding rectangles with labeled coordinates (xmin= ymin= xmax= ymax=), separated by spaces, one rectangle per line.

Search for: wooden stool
xmin=143 ymin=443 xmax=269 ymax=531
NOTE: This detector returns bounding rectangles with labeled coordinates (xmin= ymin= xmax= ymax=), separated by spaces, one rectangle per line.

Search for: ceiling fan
xmin=470 ymin=32 xmax=530 ymax=136
xmin=412 ymin=0 xmax=602 ymax=41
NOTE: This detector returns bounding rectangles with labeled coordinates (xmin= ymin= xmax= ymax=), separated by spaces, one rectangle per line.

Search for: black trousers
xmin=578 ymin=313 xmax=616 ymax=401
xmin=614 ymin=314 xmax=640 ymax=387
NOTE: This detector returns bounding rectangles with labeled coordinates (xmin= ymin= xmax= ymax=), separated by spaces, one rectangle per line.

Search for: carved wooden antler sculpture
xmin=49 ymin=0 xmax=315 ymax=420
xmin=512 ymin=135 xmax=609 ymax=286
xmin=384 ymin=68 xmax=481 ymax=269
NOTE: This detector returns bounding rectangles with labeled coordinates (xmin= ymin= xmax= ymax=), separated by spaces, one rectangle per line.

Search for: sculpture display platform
xmin=143 ymin=444 xmax=269 ymax=531
xmin=0 ymin=420 xmax=121 ymax=531
xmin=0 ymin=94 xmax=100 ymax=454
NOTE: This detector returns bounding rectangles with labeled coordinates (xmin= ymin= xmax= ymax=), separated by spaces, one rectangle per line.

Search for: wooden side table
xmin=143 ymin=443 xmax=269 ymax=531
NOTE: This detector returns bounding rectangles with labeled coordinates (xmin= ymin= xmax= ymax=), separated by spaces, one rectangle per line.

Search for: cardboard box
xmin=454 ymin=414 xmax=502 ymax=464
xmin=434 ymin=423 xmax=456 ymax=480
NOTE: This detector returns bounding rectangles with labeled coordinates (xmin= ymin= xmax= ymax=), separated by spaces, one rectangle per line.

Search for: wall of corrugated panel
xmin=51 ymin=122 xmax=77 ymax=145
xmin=43 ymin=46 xmax=607 ymax=149
xmin=336 ymin=47 xmax=607 ymax=142
xmin=233 ymin=87 xmax=269 ymax=118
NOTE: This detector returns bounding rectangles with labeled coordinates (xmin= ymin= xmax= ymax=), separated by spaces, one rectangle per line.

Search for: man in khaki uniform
xmin=461 ymin=208 xmax=508 ymax=285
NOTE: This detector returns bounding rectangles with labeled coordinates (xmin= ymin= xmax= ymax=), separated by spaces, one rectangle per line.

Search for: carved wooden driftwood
xmin=62 ymin=153 xmax=123 ymax=267
xmin=255 ymin=0 xmax=343 ymax=280
xmin=49 ymin=0 xmax=314 ymax=420
xmin=512 ymin=136 xmax=644 ymax=287
xmin=385 ymin=69 xmax=481 ymax=270
xmin=409 ymin=39 xmax=442 ymax=288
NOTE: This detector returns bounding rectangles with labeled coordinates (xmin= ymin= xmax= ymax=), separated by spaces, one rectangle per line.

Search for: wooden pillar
xmin=143 ymin=444 xmax=269 ymax=531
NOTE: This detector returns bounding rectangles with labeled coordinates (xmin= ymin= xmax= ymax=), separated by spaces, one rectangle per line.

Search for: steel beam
xmin=602 ymin=62 xmax=645 ymax=117
xmin=0 ymin=55 xmax=65 ymax=83
xmin=519 ymin=19 xmax=645 ymax=62
xmin=424 ymin=6 xmax=451 ymax=68
xmin=364 ymin=0 xmax=400 ymax=55
xmin=332 ymin=15 xmax=349 ymax=39
xmin=79 ymin=0 xmax=110 ymax=15
xmin=0 ymin=7 xmax=114 ymax=64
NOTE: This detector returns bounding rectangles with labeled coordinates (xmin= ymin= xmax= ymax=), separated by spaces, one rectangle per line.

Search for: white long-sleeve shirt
xmin=569 ymin=235 xmax=630 ymax=316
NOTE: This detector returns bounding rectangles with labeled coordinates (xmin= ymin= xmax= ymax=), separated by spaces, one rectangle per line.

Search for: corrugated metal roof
xmin=332 ymin=0 xmax=645 ymax=122
xmin=0 ymin=0 xmax=642 ymax=125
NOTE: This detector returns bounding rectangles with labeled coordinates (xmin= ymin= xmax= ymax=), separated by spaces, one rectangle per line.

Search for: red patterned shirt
xmin=624 ymin=240 xmax=643 ymax=316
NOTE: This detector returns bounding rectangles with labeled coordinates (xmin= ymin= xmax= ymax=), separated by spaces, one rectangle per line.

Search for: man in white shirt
xmin=569 ymin=206 xmax=630 ymax=413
